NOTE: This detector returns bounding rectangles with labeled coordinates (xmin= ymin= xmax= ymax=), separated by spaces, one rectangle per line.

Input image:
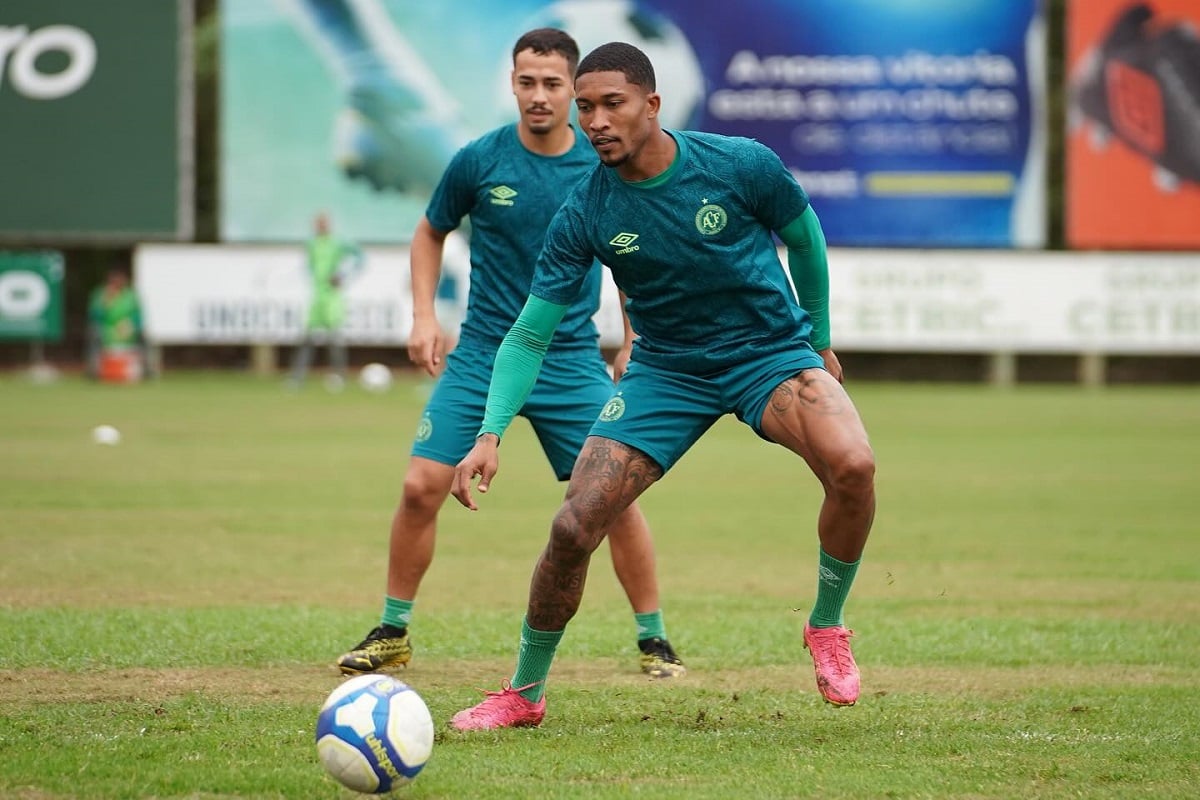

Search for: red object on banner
xmin=1105 ymin=61 xmax=1165 ymax=155
xmin=1066 ymin=0 xmax=1200 ymax=249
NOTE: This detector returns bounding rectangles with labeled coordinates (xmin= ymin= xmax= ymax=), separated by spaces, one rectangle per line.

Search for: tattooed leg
xmin=526 ymin=437 xmax=662 ymax=631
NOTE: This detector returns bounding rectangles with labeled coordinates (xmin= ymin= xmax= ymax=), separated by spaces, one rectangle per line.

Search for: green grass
xmin=1 ymin=370 xmax=1197 ymax=799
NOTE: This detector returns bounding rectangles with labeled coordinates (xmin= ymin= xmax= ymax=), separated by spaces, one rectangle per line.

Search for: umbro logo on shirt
xmin=489 ymin=186 xmax=517 ymax=206
xmin=609 ymin=232 xmax=640 ymax=255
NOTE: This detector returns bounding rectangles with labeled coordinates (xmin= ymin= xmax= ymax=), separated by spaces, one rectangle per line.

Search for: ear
xmin=646 ymin=91 xmax=661 ymax=120
xmin=509 ymin=69 xmax=518 ymax=96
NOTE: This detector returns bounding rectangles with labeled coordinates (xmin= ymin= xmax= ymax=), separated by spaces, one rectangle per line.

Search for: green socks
xmin=381 ymin=596 xmax=414 ymax=631
xmin=511 ymin=618 xmax=564 ymax=702
xmin=808 ymin=548 xmax=860 ymax=628
xmin=634 ymin=609 xmax=667 ymax=643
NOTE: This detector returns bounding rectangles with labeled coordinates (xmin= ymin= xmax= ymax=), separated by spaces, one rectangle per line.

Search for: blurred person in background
xmin=288 ymin=211 xmax=364 ymax=391
xmin=86 ymin=265 xmax=151 ymax=381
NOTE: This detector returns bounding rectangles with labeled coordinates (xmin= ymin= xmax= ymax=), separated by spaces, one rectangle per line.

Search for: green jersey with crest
xmin=531 ymin=130 xmax=813 ymax=375
xmin=425 ymin=124 xmax=603 ymax=350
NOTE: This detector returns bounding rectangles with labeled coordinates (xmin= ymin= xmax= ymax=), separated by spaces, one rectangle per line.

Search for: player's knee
xmin=400 ymin=470 xmax=448 ymax=515
xmin=829 ymin=446 xmax=875 ymax=498
xmin=548 ymin=507 xmax=599 ymax=564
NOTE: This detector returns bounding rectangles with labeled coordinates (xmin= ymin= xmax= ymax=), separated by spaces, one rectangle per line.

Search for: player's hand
xmin=818 ymin=348 xmax=844 ymax=383
xmin=452 ymin=433 xmax=500 ymax=510
xmin=407 ymin=316 xmax=446 ymax=378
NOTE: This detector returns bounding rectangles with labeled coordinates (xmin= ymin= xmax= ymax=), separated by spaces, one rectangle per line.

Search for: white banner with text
xmin=136 ymin=245 xmax=1200 ymax=354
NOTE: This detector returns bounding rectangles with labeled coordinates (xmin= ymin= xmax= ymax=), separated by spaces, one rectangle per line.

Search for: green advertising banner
xmin=0 ymin=251 xmax=64 ymax=341
xmin=0 ymin=0 xmax=192 ymax=243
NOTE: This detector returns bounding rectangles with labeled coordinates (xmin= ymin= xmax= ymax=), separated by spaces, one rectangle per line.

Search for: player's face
xmin=511 ymin=49 xmax=574 ymax=136
xmin=575 ymin=70 xmax=660 ymax=170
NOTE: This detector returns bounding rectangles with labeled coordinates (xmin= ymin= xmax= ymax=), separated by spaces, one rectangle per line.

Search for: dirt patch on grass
xmin=1 ymin=790 xmax=66 ymax=800
xmin=0 ymin=662 xmax=482 ymax=707
xmin=0 ymin=660 xmax=1192 ymax=708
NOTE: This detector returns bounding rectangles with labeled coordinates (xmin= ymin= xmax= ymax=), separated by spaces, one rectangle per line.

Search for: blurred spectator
xmin=288 ymin=211 xmax=364 ymax=391
xmin=86 ymin=266 xmax=150 ymax=382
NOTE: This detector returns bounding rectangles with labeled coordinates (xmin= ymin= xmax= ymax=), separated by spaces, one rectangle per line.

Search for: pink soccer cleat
xmin=450 ymin=681 xmax=546 ymax=731
xmin=803 ymin=624 xmax=860 ymax=706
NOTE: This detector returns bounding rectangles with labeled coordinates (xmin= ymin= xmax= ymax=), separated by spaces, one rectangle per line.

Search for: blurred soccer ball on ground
xmin=316 ymin=674 xmax=434 ymax=793
xmin=358 ymin=362 xmax=394 ymax=393
xmin=91 ymin=425 xmax=121 ymax=445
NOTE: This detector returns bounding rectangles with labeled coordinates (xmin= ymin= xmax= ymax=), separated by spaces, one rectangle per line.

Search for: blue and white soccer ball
xmin=315 ymin=675 xmax=434 ymax=794
xmin=497 ymin=0 xmax=706 ymax=130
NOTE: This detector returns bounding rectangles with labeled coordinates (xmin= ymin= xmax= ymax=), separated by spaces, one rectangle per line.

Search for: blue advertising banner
xmin=223 ymin=0 xmax=1044 ymax=247
xmin=669 ymin=0 xmax=1047 ymax=248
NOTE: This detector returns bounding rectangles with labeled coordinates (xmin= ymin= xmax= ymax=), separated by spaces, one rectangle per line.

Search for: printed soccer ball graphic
xmin=358 ymin=362 xmax=394 ymax=393
xmin=316 ymin=675 xmax=434 ymax=793
xmin=500 ymin=0 xmax=706 ymax=130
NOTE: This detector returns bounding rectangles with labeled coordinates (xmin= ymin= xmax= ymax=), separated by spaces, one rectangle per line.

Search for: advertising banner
xmin=0 ymin=251 xmax=64 ymax=341
xmin=138 ymin=244 xmax=1200 ymax=354
xmin=0 ymin=0 xmax=192 ymax=243
xmin=828 ymin=249 xmax=1200 ymax=353
xmin=1066 ymin=0 xmax=1200 ymax=249
xmin=135 ymin=241 xmax=620 ymax=346
xmin=135 ymin=241 xmax=626 ymax=345
xmin=221 ymin=0 xmax=1044 ymax=247
xmin=136 ymin=245 xmax=411 ymax=345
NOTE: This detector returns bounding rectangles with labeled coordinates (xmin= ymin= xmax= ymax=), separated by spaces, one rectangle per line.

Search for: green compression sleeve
xmin=780 ymin=206 xmax=831 ymax=351
xmin=478 ymin=295 xmax=568 ymax=439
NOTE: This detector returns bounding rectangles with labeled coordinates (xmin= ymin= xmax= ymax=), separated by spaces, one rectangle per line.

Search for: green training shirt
xmin=532 ymin=130 xmax=816 ymax=374
xmin=307 ymin=234 xmax=362 ymax=297
xmin=478 ymin=131 xmax=832 ymax=439
xmin=88 ymin=286 xmax=142 ymax=346
xmin=424 ymin=124 xmax=603 ymax=350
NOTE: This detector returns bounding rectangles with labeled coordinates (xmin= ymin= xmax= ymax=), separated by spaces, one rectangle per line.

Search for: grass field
xmin=1 ymin=369 xmax=1197 ymax=799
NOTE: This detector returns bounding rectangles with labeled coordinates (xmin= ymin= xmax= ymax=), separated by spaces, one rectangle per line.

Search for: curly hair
xmin=576 ymin=42 xmax=656 ymax=91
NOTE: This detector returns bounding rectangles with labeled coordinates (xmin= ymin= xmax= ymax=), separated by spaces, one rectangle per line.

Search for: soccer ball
xmin=315 ymin=675 xmax=434 ymax=793
xmin=498 ymin=0 xmax=706 ymax=130
xmin=358 ymin=362 xmax=393 ymax=393
xmin=91 ymin=424 xmax=121 ymax=445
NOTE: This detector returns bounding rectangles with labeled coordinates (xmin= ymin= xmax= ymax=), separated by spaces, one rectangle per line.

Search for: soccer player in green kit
xmin=288 ymin=211 xmax=364 ymax=390
xmin=449 ymin=42 xmax=876 ymax=730
xmin=334 ymin=29 xmax=686 ymax=680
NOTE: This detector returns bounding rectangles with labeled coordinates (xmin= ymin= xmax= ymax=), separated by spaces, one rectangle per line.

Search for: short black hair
xmin=576 ymin=42 xmax=656 ymax=91
xmin=512 ymin=28 xmax=580 ymax=76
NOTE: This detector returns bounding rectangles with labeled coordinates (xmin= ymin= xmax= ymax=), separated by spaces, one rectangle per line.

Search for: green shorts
xmin=412 ymin=342 xmax=616 ymax=480
xmin=307 ymin=292 xmax=345 ymax=330
xmin=588 ymin=348 xmax=826 ymax=473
